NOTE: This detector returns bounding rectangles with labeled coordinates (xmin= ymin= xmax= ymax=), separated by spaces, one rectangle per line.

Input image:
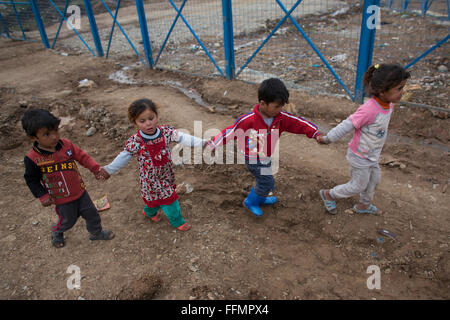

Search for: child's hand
xmin=204 ymin=139 xmax=215 ymax=153
xmin=96 ymin=167 xmax=110 ymax=180
xmin=209 ymin=144 xmax=217 ymax=157
xmin=316 ymin=134 xmax=329 ymax=145
xmin=41 ymin=197 xmax=55 ymax=207
xmin=202 ymin=140 xmax=209 ymax=150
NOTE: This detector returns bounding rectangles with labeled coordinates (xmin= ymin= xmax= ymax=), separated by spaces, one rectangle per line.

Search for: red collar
xmin=374 ymin=96 xmax=391 ymax=109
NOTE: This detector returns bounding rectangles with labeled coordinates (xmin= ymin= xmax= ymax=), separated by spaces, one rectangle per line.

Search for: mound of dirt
xmin=116 ymin=273 xmax=163 ymax=300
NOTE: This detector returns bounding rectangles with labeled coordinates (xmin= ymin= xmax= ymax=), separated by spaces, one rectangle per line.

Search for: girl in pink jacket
xmin=318 ymin=64 xmax=410 ymax=215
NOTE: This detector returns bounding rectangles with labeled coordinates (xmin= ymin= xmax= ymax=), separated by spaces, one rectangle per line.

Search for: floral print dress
xmin=124 ymin=125 xmax=179 ymax=207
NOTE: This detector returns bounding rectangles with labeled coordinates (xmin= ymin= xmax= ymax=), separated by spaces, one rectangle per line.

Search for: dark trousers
xmin=52 ymin=191 xmax=102 ymax=235
xmin=245 ymin=158 xmax=274 ymax=197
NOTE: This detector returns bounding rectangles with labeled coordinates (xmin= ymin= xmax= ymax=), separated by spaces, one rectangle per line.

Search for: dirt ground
xmin=0 ymin=38 xmax=449 ymax=300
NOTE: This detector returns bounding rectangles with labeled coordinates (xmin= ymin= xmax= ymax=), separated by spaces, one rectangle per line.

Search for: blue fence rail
xmin=1 ymin=0 xmax=448 ymax=104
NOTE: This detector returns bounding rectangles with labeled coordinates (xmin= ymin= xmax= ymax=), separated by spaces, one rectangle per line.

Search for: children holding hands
xmin=23 ymin=64 xmax=408 ymax=251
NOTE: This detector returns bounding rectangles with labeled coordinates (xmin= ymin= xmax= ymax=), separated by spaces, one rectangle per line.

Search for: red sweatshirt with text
xmin=24 ymin=139 xmax=101 ymax=205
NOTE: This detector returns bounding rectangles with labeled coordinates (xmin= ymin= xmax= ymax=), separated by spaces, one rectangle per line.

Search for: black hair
xmin=128 ymin=98 xmax=158 ymax=123
xmin=363 ymin=63 xmax=410 ymax=96
xmin=21 ymin=109 xmax=61 ymax=137
xmin=258 ymin=78 xmax=289 ymax=105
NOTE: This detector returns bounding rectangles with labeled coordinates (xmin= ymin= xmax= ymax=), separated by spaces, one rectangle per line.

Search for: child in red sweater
xmin=22 ymin=109 xmax=114 ymax=248
xmin=208 ymin=78 xmax=323 ymax=216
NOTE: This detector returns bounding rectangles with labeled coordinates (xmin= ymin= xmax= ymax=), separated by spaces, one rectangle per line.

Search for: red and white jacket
xmin=209 ymin=104 xmax=320 ymax=160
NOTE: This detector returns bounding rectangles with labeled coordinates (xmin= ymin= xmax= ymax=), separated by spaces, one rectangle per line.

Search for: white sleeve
xmin=325 ymin=118 xmax=354 ymax=143
xmin=177 ymin=132 xmax=206 ymax=147
xmin=104 ymin=150 xmax=133 ymax=175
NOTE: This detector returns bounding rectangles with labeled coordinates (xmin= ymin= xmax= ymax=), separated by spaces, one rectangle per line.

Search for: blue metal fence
xmin=0 ymin=1 xmax=35 ymax=41
xmin=1 ymin=0 xmax=448 ymax=104
xmin=374 ymin=0 xmax=449 ymax=106
xmin=377 ymin=0 xmax=449 ymax=71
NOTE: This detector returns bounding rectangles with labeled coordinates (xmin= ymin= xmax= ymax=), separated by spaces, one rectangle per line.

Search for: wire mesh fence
xmin=143 ymin=0 xmax=225 ymax=76
xmin=231 ymin=0 xmax=363 ymax=96
xmin=1 ymin=0 xmax=448 ymax=106
xmin=0 ymin=1 xmax=36 ymax=40
xmin=374 ymin=0 xmax=449 ymax=107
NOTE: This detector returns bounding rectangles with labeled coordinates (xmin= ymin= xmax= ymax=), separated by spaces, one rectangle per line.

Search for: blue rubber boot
xmin=261 ymin=195 xmax=277 ymax=205
xmin=243 ymin=188 xmax=264 ymax=216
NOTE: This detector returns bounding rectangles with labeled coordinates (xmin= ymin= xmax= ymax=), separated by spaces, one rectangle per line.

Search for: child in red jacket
xmin=208 ymin=78 xmax=323 ymax=216
xmin=22 ymin=109 xmax=114 ymax=248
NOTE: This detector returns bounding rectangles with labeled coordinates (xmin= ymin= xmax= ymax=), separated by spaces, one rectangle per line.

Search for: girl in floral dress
xmin=103 ymin=98 xmax=206 ymax=231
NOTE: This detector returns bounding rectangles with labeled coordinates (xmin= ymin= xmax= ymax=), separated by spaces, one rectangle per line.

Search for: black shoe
xmin=51 ymin=231 xmax=65 ymax=248
xmin=89 ymin=229 xmax=115 ymax=241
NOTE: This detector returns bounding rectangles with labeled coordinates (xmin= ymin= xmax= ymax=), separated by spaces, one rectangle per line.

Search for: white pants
xmin=330 ymin=149 xmax=381 ymax=205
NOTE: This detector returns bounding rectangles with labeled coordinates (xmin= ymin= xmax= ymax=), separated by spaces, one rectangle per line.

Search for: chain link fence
xmin=1 ymin=1 xmax=449 ymax=106
xmin=373 ymin=0 xmax=449 ymax=107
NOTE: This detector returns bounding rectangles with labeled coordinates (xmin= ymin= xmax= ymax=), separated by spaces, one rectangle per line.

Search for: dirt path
xmin=0 ymin=40 xmax=448 ymax=300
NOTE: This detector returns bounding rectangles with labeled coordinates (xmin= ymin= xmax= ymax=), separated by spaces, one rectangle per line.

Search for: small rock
xmin=437 ymin=65 xmax=448 ymax=72
xmin=330 ymin=54 xmax=347 ymax=62
xmin=189 ymin=265 xmax=199 ymax=272
xmin=32 ymin=221 xmax=39 ymax=226
xmin=331 ymin=7 xmax=349 ymax=16
xmin=78 ymin=79 xmax=95 ymax=88
xmin=86 ymin=127 xmax=97 ymax=137
xmin=185 ymin=183 xmax=193 ymax=194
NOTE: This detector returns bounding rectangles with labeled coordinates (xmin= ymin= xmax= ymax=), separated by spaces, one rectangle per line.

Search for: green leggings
xmin=143 ymin=200 xmax=185 ymax=228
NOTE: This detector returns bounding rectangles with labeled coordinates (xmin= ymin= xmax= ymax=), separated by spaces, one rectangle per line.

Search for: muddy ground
xmin=0 ymin=38 xmax=449 ymax=300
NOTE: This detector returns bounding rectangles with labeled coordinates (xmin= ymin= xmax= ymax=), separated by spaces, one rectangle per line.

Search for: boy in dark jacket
xmin=22 ymin=109 xmax=114 ymax=248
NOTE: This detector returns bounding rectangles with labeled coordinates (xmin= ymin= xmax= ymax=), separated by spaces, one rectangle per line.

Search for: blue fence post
xmin=10 ymin=0 xmax=27 ymax=40
xmin=0 ymin=11 xmax=11 ymax=38
xmin=52 ymin=0 xmax=69 ymax=48
xmin=136 ymin=0 xmax=154 ymax=68
xmin=447 ymin=0 xmax=450 ymax=20
xmin=29 ymin=0 xmax=50 ymax=48
xmin=105 ymin=0 xmax=121 ymax=58
xmin=222 ymin=0 xmax=235 ymax=79
xmin=83 ymin=0 xmax=103 ymax=57
xmin=354 ymin=0 xmax=380 ymax=104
